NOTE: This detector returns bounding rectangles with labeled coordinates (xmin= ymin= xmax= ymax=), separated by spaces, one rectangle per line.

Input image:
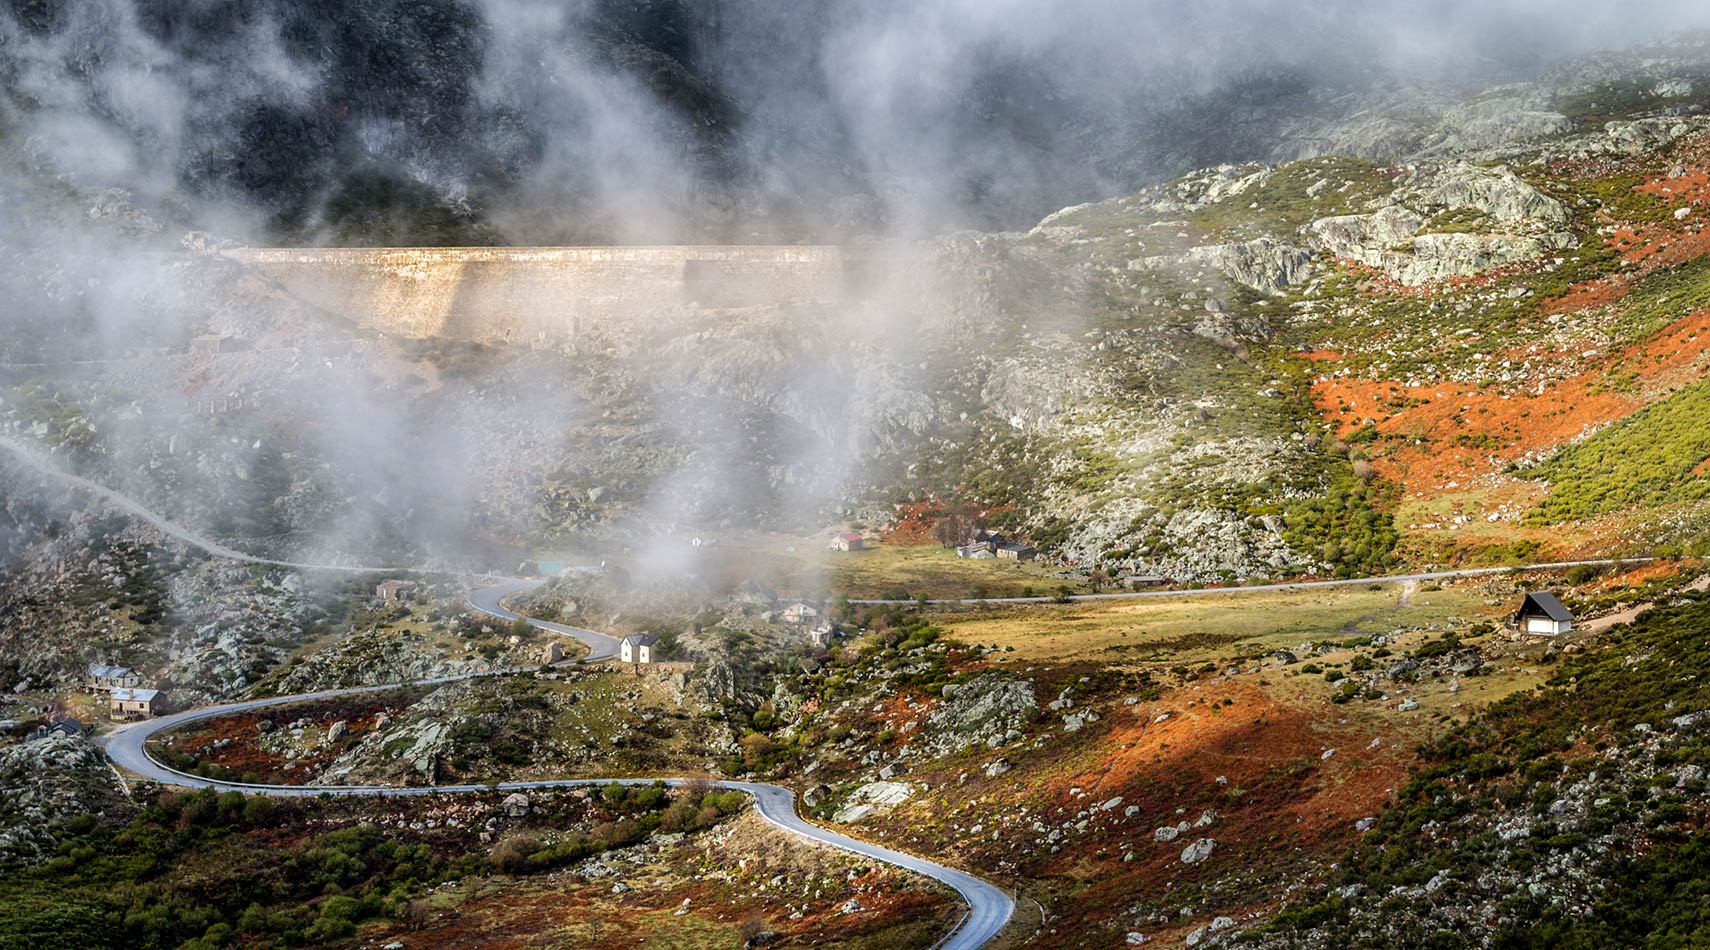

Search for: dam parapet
xmin=223 ymin=245 xmax=855 ymax=344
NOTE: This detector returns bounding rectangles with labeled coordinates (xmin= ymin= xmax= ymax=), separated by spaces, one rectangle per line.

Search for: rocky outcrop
xmin=1381 ymin=231 xmax=1578 ymax=285
xmin=1402 ymin=163 xmax=1567 ymax=225
xmin=1145 ymin=164 xmax=1273 ymax=216
xmin=1309 ymin=179 xmax=1575 ymax=286
xmin=1182 ymin=239 xmax=1316 ymax=294
xmin=0 ymin=734 xmax=132 ymax=867
xmin=919 ymin=675 xmax=1038 ymax=756
xmin=832 ymin=781 xmax=914 ymax=823
xmin=1309 ymin=206 xmax=1426 ymax=263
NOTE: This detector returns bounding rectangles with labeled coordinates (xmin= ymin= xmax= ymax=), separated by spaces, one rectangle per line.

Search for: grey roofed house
xmin=1516 ymin=591 xmax=1574 ymax=635
xmin=996 ymin=542 xmax=1037 ymax=561
xmin=620 ymin=633 xmax=661 ymax=664
xmin=87 ymin=663 xmax=140 ymax=691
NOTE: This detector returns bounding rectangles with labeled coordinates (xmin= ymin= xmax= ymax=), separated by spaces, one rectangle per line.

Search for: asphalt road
xmin=852 ymin=558 xmax=1658 ymax=606
xmin=465 ymin=577 xmax=623 ymax=662
xmin=97 ymin=635 xmax=1014 ymax=949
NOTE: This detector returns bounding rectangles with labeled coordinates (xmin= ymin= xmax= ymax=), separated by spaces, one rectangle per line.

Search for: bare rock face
xmin=918 ymin=675 xmax=1038 ymax=757
xmin=1385 ymin=231 xmax=1578 ymax=285
xmin=832 ymin=781 xmax=914 ymax=823
xmin=1403 ymin=163 xmax=1567 ymax=225
xmin=1183 ymin=238 xmax=1315 ymax=294
xmin=1309 ymin=206 xmax=1426 ymax=263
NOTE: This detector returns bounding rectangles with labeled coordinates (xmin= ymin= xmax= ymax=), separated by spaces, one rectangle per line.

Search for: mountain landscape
xmin=5 ymin=3 xmax=1710 ymax=949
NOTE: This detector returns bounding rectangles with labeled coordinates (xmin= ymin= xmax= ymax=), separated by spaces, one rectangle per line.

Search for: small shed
xmin=48 ymin=718 xmax=88 ymax=737
xmin=189 ymin=333 xmax=244 ymax=355
xmin=997 ymin=543 xmax=1038 ymax=562
xmin=1124 ymin=575 xmax=1167 ymax=589
xmin=375 ymin=580 xmax=417 ymax=603
xmin=87 ymin=663 xmax=140 ymax=693
xmin=957 ymin=541 xmax=996 ymax=559
xmin=535 ymin=561 xmax=569 ymax=577
xmin=829 ymin=532 xmax=865 ymax=552
xmin=621 ymin=633 xmax=660 ymax=665
xmin=110 ymin=687 xmax=163 ymax=719
xmin=1516 ymin=591 xmax=1574 ymax=636
xmin=808 ymin=622 xmax=838 ymax=649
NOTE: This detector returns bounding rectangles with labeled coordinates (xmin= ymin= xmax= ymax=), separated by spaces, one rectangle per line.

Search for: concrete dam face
xmin=225 ymin=246 xmax=852 ymax=344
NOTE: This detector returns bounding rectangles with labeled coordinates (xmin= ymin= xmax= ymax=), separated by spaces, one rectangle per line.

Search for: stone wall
xmin=225 ymin=245 xmax=849 ymax=343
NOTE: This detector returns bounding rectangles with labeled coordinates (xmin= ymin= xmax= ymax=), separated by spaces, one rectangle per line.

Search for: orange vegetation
xmin=1309 ymin=309 xmax=1710 ymax=500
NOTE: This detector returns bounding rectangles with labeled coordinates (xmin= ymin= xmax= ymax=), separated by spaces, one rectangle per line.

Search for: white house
xmin=1516 ymin=591 xmax=1574 ymax=636
xmin=87 ymin=663 xmax=140 ymax=693
xmin=808 ymin=622 xmax=838 ymax=649
xmin=829 ymin=532 xmax=865 ymax=552
xmin=110 ymin=687 xmax=163 ymax=718
xmin=620 ymin=633 xmax=660 ymax=664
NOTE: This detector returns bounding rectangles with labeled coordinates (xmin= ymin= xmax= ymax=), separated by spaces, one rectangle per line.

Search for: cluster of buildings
xmin=87 ymin=663 xmax=165 ymax=719
xmin=955 ymin=529 xmax=1036 ymax=562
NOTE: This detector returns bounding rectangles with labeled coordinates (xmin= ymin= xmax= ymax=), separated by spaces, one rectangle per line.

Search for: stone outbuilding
xmin=376 ymin=580 xmax=417 ymax=603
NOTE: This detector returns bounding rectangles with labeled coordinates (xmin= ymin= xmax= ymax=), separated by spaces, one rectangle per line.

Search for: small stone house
xmin=87 ymin=663 xmax=140 ymax=693
xmin=996 ymin=543 xmax=1037 ymax=562
xmin=110 ymin=687 xmax=163 ymax=719
xmin=375 ymin=580 xmax=417 ymax=603
xmin=829 ymin=532 xmax=865 ymax=552
xmin=621 ymin=633 xmax=660 ymax=664
xmin=781 ymin=602 xmax=820 ymax=626
xmin=957 ymin=541 xmax=996 ymax=558
xmin=1516 ymin=591 xmax=1574 ymax=636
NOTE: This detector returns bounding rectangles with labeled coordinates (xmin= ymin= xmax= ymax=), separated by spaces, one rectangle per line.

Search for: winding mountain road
xmin=465 ymin=578 xmax=622 ymax=662
xmin=96 ymin=598 xmax=1013 ymax=950
xmin=0 ymin=439 xmax=1011 ymax=946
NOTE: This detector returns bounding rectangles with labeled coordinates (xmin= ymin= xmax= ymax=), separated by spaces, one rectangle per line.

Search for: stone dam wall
xmin=224 ymin=245 xmax=852 ymax=344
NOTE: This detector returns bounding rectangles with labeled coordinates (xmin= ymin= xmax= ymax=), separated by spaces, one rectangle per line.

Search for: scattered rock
xmin=1181 ymin=837 xmax=1217 ymax=865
